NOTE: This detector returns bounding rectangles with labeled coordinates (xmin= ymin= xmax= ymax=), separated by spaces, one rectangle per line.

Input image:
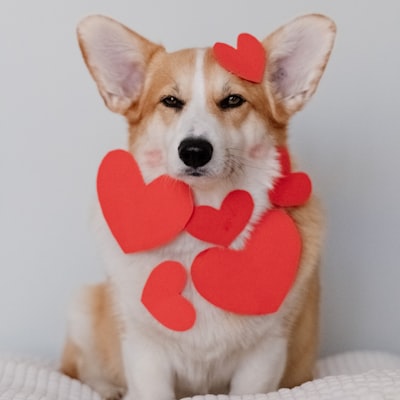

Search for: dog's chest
xmin=93 ymin=175 xmax=286 ymax=346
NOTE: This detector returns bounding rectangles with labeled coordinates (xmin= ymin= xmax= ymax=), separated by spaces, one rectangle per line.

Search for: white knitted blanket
xmin=1 ymin=351 xmax=400 ymax=400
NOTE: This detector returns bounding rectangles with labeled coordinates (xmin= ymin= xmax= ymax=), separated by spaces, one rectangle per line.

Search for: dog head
xmin=77 ymin=15 xmax=335 ymax=192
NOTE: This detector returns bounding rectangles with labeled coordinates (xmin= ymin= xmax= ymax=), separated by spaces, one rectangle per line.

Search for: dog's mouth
xmin=171 ymin=161 xmax=230 ymax=190
xmin=184 ymin=167 xmax=209 ymax=177
xmin=176 ymin=167 xmax=215 ymax=187
xmin=175 ymin=158 xmax=236 ymax=190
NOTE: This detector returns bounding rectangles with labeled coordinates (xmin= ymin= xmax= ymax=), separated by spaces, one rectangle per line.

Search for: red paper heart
xmin=213 ymin=33 xmax=266 ymax=83
xmin=269 ymin=147 xmax=312 ymax=207
xmin=142 ymin=261 xmax=196 ymax=331
xmin=97 ymin=150 xmax=194 ymax=253
xmin=186 ymin=190 xmax=254 ymax=246
xmin=191 ymin=209 xmax=301 ymax=315
xmin=269 ymin=172 xmax=312 ymax=207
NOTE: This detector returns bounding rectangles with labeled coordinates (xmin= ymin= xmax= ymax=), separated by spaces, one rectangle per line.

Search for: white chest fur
xmin=91 ymin=149 xmax=292 ymax=397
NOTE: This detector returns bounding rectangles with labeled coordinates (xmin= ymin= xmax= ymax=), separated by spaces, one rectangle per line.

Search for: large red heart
xmin=141 ymin=261 xmax=196 ymax=331
xmin=213 ymin=33 xmax=266 ymax=83
xmin=186 ymin=190 xmax=254 ymax=246
xmin=191 ymin=209 xmax=301 ymax=315
xmin=97 ymin=150 xmax=194 ymax=253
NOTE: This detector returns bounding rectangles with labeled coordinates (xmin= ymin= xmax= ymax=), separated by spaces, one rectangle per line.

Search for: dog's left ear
xmin=77 ymin=15 xmax=162 ymax=114
xmin=263 ymin=14 xmax=336 ymax=116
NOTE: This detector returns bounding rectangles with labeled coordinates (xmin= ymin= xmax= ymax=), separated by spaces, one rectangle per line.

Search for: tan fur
xmin=60 ymin=338 xmax=79 ymax=379
xmin=126 ymin=49 xmax=198 ymax=145
xmin=281 ymin=197 xmax=324 ymax=387
xmin=61 ymin=284 xmax=126 ymax=390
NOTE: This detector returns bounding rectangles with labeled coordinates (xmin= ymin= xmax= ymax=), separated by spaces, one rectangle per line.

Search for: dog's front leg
xmin=229 ymin=336 xmax=287 ymax=395
xmin=121 ymin=331 xmax=175 ymax=400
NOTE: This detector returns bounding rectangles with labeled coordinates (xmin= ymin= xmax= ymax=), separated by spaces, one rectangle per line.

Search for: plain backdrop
xmin=1 ymin=0 xmax=399 ymax=360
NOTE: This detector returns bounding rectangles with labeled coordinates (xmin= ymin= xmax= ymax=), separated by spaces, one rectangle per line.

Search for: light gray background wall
xmin=1 ymin=0 xmax=399 ymax=359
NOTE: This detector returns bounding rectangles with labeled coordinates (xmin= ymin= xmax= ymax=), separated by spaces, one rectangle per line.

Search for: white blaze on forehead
xmin=174 ymin=49 xmax=211 ymax=140
xmin=183 ymin=48 xmax=220 ymax=140
xmin=169 ymin=49 xmax=211 ymax=143
xmin=186 ymin=49 xmax=209 ymax=136
xmin=190 ymin=49 xmax=207 ymax=111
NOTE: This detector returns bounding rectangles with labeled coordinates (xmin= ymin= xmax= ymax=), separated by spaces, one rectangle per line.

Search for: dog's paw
xmin=103 ymin=388 xmax=125 ymax=400
xmin=93 ymin=382 xmax=125 ymax=400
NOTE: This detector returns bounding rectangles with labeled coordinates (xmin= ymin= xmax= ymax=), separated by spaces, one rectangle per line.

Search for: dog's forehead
xmin=147 ymin=47 xmax=230 ymax=95
xmin=139 ymin=46 xmax=275 ymax=135
xmin=155 ymin=48 xmax=198 ymax=79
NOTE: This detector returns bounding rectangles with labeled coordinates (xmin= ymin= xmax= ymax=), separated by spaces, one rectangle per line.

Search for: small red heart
xmin=213 ymin=33 xmax=266 ymax=83
xmin=191 ymin=209 xmax=301 ymax=315
xmin=268 ymin=147 xmax=312 ymax=207
xmin=269 ymin=172 xmax=312 ymax=207
xmin=186 ymin=190 xmax=254 ymax=247
xmin=142 ymin=261 xmax=196 ymax=331
xmin=97 ymin=150 xmax=194 ymax=253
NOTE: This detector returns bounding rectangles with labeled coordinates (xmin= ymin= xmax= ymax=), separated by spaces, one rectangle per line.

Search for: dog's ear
xmin=263 ymin=14 xmax=336 ymax=116
xmin=77 ymin=15 xmax=162 ymax=114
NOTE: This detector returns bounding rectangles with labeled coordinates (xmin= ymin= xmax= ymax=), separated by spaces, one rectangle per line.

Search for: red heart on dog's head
xmin=142 ymin=261 xmax=196 ymax=331
xmin=191 ymin=209 xmax=301 ymax=315
xmin=97 ymin=150 xmax=193 ymax=253
xmin=213 ymin=33 xmax=266 ymax=83
xmin=186 ymin=190 xmax=254 ymax=247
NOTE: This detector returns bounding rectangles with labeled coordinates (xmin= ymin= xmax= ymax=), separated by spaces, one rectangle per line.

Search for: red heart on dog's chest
xmin=186 ymin=190 xmax=254 ymax=246
xmin=142 ymin=261 xmax=196 ymax=331
xmin=191 ymin=209 xmax=301 ymax=314
xmin=213 ymin=33 xmax=266 ymax=83
xmin=97 ymin=150 xmax=193 ymax=253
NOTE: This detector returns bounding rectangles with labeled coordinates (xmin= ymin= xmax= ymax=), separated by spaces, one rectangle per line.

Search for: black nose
xmin=178 ymin=138 xmax=213 ymax=168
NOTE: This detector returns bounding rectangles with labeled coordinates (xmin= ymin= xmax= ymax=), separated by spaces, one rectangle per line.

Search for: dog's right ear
xmin=77 ymin=15 xmax=162 ymax=114
xmin=262 ymin=14 xmax=336 ymax=117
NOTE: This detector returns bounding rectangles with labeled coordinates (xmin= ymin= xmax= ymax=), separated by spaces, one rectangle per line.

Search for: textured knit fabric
xmin=1 ymin=351 xmax=400 ymax=400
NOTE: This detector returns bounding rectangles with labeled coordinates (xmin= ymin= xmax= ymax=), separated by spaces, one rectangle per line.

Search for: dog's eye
xmin=161 ymin=95 xmax=185 ymax=110
xmin=219 ymin=94 xmax=246 ymax=110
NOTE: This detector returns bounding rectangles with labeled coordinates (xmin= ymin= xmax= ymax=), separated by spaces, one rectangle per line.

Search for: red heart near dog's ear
xmin=263 ymin=14 xmax=336 ymax=116
xmin=77 ymin=15 xmax=162 ymax=114
xmin=213 ymin=34 xmax=266 ymax=83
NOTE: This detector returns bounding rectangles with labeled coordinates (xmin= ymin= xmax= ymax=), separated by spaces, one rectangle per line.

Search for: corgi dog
xmin=61 ymin=14 xmax=336 ymax=400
